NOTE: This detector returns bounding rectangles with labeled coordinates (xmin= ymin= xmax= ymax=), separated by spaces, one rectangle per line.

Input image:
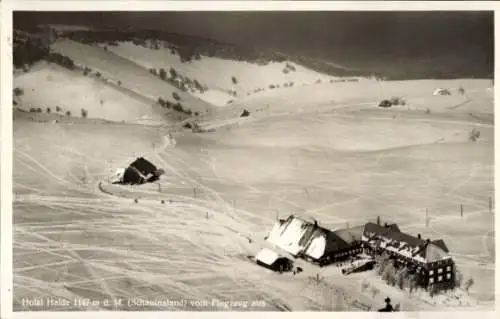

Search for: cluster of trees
xmin=150 ymin=67 xmax=207 ymax=94
xmin=13 ymin=32 xmax=51 ymax=69
xmin=45 ymin=52 xmax=76 ymax=70
xmin=157 ymin=96 xmax=196 ymax=117
xmin=375 ymin=254 xmax=418 ymax=293
xmin=21 ymin=99 xmax=87 ymax=118
xmin=83 ymin=66 xmax=92 ymax=76
xmin=468 ymin=128 xmax=481 ymax=142
xmin=329 ymin=78 xmax=359 ymax=84
xmin=374 ymin=253 xmax=476 ymax=299
xmin=283 ymin=62 xmax=297 ymax=74
xmin=27 ymin=106 xmax=75 ymax=117
xmin=14 ymin=28 xmax=77 ymax=71
xmin=243 ymin=81 xmax=296 ymax=96
xmin=14 ymin=87 xmax=24 ymax=97
xmin=183 ymin=121 xmax=205 ymax=133
xmin=389 ymin=96 xmax=406 ymax=106
xmin=226 ymin=90 xmax=238 ymax=97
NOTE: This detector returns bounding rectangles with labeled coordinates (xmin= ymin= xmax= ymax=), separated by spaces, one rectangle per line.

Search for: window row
xmin=429 ymin=273 xmax=452 ymax=284
xmin=429 ymin=265 xmax=452 ymax=275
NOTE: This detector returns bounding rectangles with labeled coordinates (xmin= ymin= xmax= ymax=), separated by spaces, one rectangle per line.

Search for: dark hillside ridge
xmin=13 ymin=25 xmax=493 ymax=80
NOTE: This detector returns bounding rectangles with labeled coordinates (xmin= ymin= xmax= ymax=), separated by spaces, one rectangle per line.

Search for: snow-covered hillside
xmin=101 ymin=41 xmax=342 ymax=105
xmin=14 ymin=62 xmax=165 ymax=124
xmin=50 ymin=39 xmax=215 ymax=116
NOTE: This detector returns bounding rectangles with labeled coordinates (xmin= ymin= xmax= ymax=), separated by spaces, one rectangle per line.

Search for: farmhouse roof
xmin=321 ymin=228 xmax=353 ymax=253
xmin=129 ymin=157 xmax=157 ymax=176
xmin=333 ymin=225 xmax=364 ymax=244
xmin=255 ymin=248 xmax=280 ymax=265
xmin=362 ymin=222 xmax=450 ymax=262
xmin=430 ymin=239 xmax=449 ymax=253
xmin=364 ymin=222 xmax=425 ymax=247
xmin=266 ymin=215 xmax=357 ymax=259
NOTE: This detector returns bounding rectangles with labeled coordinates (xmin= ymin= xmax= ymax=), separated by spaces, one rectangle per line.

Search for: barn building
xmin=118 ymin=157 xmax=164 ymax=185
xmin=264 ymin=215 xmax=363 ymax=267
xmin=361 ymin=222 xmax=455 ymax=291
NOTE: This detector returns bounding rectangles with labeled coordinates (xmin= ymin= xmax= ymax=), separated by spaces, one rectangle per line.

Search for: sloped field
xmin=13 ymin=62 xmax=165 ymax=124
xmin=51 ymin=39 xmax=214 ymax=115
xmin=102 ymin=41 xmax=338 ymax=100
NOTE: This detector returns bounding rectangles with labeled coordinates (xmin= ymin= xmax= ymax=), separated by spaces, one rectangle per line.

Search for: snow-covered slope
xmin=50 ymin=39 xmax=215 ymax=116
xmin=101 ymin=41 xmax=341 ymax=105
xmin=14 ymin=62 xmax=166 ymax=124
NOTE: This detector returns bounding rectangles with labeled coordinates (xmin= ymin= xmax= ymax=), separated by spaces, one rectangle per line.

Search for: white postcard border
xmin=1 ymin=1 xmax=499 ymax=319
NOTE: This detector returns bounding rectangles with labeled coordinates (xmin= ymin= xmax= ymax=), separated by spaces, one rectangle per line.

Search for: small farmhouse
xmin=117 ymin=157 xmax=164 ymax=185
xmin=265 ymin=215 xmax=362 ymax=267
xmin=433 ymin=88 xmax=451 ymax=96
xmin=361 ymin=222 xmax=455 ymax=291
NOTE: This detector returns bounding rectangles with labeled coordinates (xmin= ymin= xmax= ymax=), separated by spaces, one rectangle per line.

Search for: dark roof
xmin=323 ymin=229 xmax=353 ymax=253
xmin=129 ymin=157 xmax=157 ymax=176
xmin=363 ymin=222 xmax=451 ymax=260
xmin=293 ymin=219 xmax=355 ymax=259
xmin=387 ymin=224 xmax=401 ymax=232
xmin=333 ymin=226 xmax=364 ymax=244
xmin=431 ymin=239 xmax=449 ymax=253
xmin=364 ymin=222 xmax=426 ymax=248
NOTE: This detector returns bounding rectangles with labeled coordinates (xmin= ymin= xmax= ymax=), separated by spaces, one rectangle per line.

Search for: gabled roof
xmin=364 ymin=222 xmax=426 ymax=248
xmin=431 ymin=239 xmax=449 ymax=253
xmin=362 ymin=222 xmax=450 ymax=262
xmin=425 ymin=243 xmax=450 ymax=262
xmin=333 ymin=225 xmax=364 ymax=244
xmin=267 ymin=215 xmax=358 ymax=260
xmin=129 ymin=157 xmax=157 ymax=176
xmin=322 ymin=229 xmax=353 ymax=253
xmin=255 ymin=248 xmax=280 ymax=265
xmin=386 ymin=223 xmax=401 ymax=232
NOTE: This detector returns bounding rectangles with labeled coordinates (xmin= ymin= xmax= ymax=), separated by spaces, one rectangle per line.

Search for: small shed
xmin=255 ymin=248 xmax=294 ymax=273
xmin=433 ymin=88 xmax=451 ymax=96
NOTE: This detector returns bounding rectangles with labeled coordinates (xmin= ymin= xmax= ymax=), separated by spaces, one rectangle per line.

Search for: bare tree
xmin=469 ymin=128 xmax=480 ymax=142
xmin=361 ymin=280 xmax=370 ymax=292
xmin=408 ymin=274 xmax=418 ymax=294
xmin=382 ymin=262 xmax=397 ymax=286
xmin=455 ymin=268 xmax=463 ymax=288
xmin=464 ymin=278 xmax=475 ymax=295
xmin=375 ymin=253 xmax=391 ymax=276
xmin=429 ymin=283 xmax=437 ymax=298
xmin=395 ymin=267 xmax=408 ymax=290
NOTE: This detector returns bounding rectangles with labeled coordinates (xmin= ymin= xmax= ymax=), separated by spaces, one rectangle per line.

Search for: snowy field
xmin=12 ymin=41 xmax=494 ymax=311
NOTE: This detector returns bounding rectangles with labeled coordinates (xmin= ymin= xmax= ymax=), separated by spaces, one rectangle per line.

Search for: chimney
xmin=417 ymin=234 xmax=421 ymax=239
